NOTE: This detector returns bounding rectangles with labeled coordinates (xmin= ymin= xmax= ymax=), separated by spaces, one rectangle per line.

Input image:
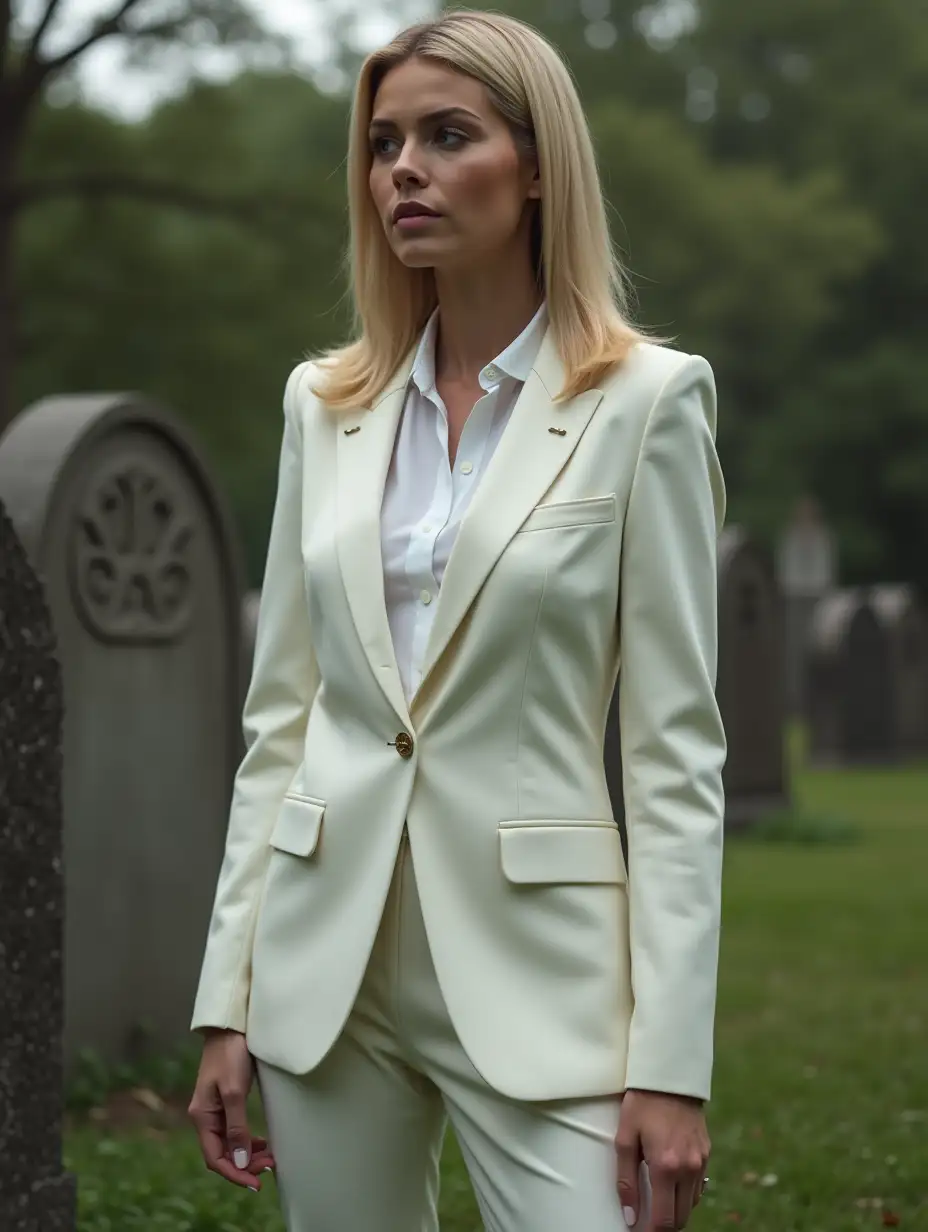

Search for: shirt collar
xmin=410 ymin=300 xmax=548 ymax=397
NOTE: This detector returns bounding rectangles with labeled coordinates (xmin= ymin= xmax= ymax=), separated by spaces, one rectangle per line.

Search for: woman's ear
xmin=527 ymin=161 xmax=542 ymax=200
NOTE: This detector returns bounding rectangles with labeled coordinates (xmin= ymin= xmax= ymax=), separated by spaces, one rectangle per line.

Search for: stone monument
xmin=806 ymin=588 xmax=895 ymax=764
xmin=717 ymin=526 xmax=789 ymax=825
xmin=606 ymin=525 xmax=788 ymax=834
xmin=777 ymin=496 xmax=837 ymax=717
xmin=871 ymin=584 xmax=928 ymax=758
xmin=0 ymin=393 xmax=245 ymax=1075
xmin=0 ymin=499 xmax=77 ymax=1231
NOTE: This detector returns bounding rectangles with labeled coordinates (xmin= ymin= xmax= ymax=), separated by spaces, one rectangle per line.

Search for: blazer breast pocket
xmin=516 ymin=493 xmax=616 ymax=534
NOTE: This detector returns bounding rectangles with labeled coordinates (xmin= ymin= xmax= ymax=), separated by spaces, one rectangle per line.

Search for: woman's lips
xmin=394 ymin=212 xmax=441 ymax=230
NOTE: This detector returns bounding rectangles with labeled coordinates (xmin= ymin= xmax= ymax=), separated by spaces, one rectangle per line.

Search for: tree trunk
xmin=0 ymin=118 xmax=23 ymax=436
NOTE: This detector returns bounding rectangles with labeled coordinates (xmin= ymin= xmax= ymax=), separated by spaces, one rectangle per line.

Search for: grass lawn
xmin=64 ymin=748 xmax=928 ymax=1230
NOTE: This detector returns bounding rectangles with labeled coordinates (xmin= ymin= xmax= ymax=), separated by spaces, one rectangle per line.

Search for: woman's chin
xmin=391 ymin=238 xmax=464 ymax=270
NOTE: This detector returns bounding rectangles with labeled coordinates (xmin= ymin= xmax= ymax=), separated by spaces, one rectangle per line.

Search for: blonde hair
xmin=311 ymin=9 xmax=666 ymax=410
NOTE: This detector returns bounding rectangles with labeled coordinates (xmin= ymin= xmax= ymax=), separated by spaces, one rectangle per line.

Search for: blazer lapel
xmin=335 ymin=352 xmax=415 ymax=728
xmin=411 ymin=326 xmax=604 ymax=710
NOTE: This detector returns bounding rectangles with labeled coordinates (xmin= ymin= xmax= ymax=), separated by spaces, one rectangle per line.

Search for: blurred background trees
xmin=2 ymin=0 xmax=926 ymax=588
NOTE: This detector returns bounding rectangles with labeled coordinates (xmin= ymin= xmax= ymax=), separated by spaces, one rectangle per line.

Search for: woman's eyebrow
xmin=369 ymin=106 xmax=482 ymax=132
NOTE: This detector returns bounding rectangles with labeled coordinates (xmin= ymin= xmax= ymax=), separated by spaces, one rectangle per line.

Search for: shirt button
xmin=460 ymin=461 xmax=474 ymax=475
xmin=485 ymin=365 xmax=500 ymax=381
xmin=422 ymin=523 xmax=431 ymax=533
xmin=420 ymin=589 xmax=432 ymax=605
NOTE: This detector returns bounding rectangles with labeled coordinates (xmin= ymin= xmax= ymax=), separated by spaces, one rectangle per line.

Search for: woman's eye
xmin=370 ymin=136 xmax=398 ymax=156
xmin=435 ymin=127 xmax=467 ymax=149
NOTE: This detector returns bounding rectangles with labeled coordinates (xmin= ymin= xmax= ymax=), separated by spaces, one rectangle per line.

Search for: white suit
xmin=191 ymin=327 xmax=726 ymax=1228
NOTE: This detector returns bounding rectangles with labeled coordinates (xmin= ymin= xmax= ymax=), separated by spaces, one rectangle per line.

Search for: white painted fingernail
xmin=623 ymin=1207 xmax=637 ymax=1227
xmin=247 ymin=1183 xmax=259 ymax=1193
xmin=233 ymin=1148 xmax=249 ymax=1169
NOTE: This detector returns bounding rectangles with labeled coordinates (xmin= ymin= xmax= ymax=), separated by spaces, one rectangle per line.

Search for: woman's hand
xmin=615 ymin=1089 xmax=710 ymax=1230
xmin=188 ymin=1028 xmax=277 ymax=1191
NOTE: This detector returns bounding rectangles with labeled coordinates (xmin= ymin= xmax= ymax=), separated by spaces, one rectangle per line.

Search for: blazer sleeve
xmin=618 ymin=353 xmax=727 ymax=1102
xmin=190 ymin=360 xmax=321 ymax=1034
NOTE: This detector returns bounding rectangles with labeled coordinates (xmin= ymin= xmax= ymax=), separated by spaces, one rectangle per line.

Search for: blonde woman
xmin=188 ymin=10 xmax=726 ymax=1231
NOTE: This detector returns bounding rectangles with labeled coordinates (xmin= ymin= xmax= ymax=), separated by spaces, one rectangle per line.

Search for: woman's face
xmin=368 ymin=56 xmax=540 ymax=273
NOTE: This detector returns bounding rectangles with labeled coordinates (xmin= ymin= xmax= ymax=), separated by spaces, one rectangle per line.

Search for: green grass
xmin=65 ymin=746 xmax=928 ymax=1230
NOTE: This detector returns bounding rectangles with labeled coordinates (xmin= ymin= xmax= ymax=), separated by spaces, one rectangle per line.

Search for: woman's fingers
xmin=190 ymin=1105 xmax=262 ymax=1190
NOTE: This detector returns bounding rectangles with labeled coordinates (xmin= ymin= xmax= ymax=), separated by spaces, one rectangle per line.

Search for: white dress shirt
xmin=380 ymin=301 xmax=548 ymax=702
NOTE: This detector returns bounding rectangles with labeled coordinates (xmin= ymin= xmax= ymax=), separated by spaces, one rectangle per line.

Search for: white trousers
xmin=255 ymin=832 xmax=649 ymax=1232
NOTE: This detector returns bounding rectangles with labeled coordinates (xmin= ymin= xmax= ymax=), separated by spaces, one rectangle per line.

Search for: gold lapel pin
xmin=548 ymin=426 xmax=567 ymax=436
xmin=343 ymin=425 xmax=361 ymax=435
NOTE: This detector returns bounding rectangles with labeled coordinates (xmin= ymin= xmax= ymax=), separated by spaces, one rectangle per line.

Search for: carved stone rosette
xmin=70 ymin=462 xmax=195 ymax=644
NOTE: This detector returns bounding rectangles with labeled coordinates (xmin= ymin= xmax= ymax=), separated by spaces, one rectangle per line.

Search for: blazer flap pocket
xmin=269 ymin=792 xmax=325 ymax=858
xmin=499 ymin=821 xmax=626 ymax=885
xmin=518 ymin=494 xmax=616 ymax=534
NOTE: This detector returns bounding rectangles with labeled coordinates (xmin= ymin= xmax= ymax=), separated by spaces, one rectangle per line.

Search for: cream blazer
xmin=190 ymin=329 xmax=727 ymax=1103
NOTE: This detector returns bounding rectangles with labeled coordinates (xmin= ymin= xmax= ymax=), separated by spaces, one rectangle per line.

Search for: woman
xmin=188 ymin=10 xmax=726 ymax=1232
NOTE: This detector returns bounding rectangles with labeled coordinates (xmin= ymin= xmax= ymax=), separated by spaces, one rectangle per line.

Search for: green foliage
xmin=468 ymin=0 xmax=928 ymax=589
xmin=8 ymin=0 xmax=928 ymax=588
xmin=734 ymin=808 xmax=860 ymax=845
xmin=66 ymin=1038 xmax=204 ymax=1113
xmin=14 ymin=71 xmax=352 ymax=581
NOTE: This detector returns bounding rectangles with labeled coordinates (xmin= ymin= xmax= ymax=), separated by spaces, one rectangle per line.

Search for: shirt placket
xmin=404 ymin=388 xmax=452 ymax=693
xmin=404 ymin=376 xmax=505 ymax=694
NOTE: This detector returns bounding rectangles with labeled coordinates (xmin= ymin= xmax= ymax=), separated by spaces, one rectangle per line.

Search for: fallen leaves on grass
xmin=741 ymin=1171 xmax=778 ymax=1187
xmin=131 ymin=1087 xmax=165 ymax=1113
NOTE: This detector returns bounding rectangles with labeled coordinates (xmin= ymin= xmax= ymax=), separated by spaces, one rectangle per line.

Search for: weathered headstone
xmin=606 ymin=525 xmax=788 ymax=834
xmin=806 ymin=589 xmax=895 ymax=764
xmin=238 ymin=588 xmax=262 ymax=758
xmin=777 ymin=496 xmax=837 ymax=717
xmin=871 ymin=584 xmax=928 ymax=758
xmin=241 ymin=587 xmax=261 ymax=691
xmin=0 ymin=499 xmax=77 ymax=1231
xmin=603 ymin=672 xmax=627 ymax=861
xmin=0 ymin=394 xmax=245 ymax=1076
xmin=717 ymin=526 xmax=789 ymax=825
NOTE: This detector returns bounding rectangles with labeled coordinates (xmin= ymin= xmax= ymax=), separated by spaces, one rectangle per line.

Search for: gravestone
xmin=0 ymin=499 xmax=77 ymax=1230
xmin=871 ymin=585 xmax=928 ymax=758
xmin=717 ymin=526 xmax=789 ymax=825
xmin=237 ymin=588 xmax=262 ymax=758
xmin=806 ymin=588 xmax=895 ymax=765
xmin=241 ymin=588 xmax=261 ymax=692
xmin=0 ymin=393 xmax=245 ymax=1076
xmin=605 ymin=525 xmax=787 ymax=834
xmin=603 ymin=673 xmax=627 ymax=861
xmin=777 ymin=496 xmax=837 ymax=717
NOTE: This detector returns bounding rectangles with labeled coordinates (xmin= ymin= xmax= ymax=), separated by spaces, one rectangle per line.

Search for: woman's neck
xmin=433 ymin=259 xmax=543 ymax=385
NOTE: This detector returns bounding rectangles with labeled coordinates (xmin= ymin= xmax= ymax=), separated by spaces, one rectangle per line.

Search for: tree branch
xmin=7 ymin=172 xmax=306 ymax=234
xmin=16 ymin=0 xmax=147 ymax=99
xmin=40 ymin=0 xmax=147 ymax=74
xmin=1 ymin=0 xmax=11 ymax=79
xmin=23 ymin=0 xmax=70 ymax=65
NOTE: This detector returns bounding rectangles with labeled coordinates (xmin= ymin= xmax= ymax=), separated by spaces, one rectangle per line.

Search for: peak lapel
xmin=411 ymin=329 xmax=604 ymax=710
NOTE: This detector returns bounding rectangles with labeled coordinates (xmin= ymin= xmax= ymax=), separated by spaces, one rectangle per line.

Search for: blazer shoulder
xmin=601 ymin=344 xmax=714 ymax=426
xmin=603 ymin=341 xmax=712 ymax=399
xmin=595 ymin=342 xmax=693 ymax=420
xmin=283 ymin=359 xmax=325 ymax=435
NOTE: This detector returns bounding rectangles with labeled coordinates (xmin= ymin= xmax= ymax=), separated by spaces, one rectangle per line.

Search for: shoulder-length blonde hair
xmin=311 ymin=8 xmax=665 ymax=411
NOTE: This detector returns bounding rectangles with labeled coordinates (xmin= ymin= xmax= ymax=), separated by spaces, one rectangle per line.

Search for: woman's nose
xmin=392 ymin=143 xmax=428 ymax=189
